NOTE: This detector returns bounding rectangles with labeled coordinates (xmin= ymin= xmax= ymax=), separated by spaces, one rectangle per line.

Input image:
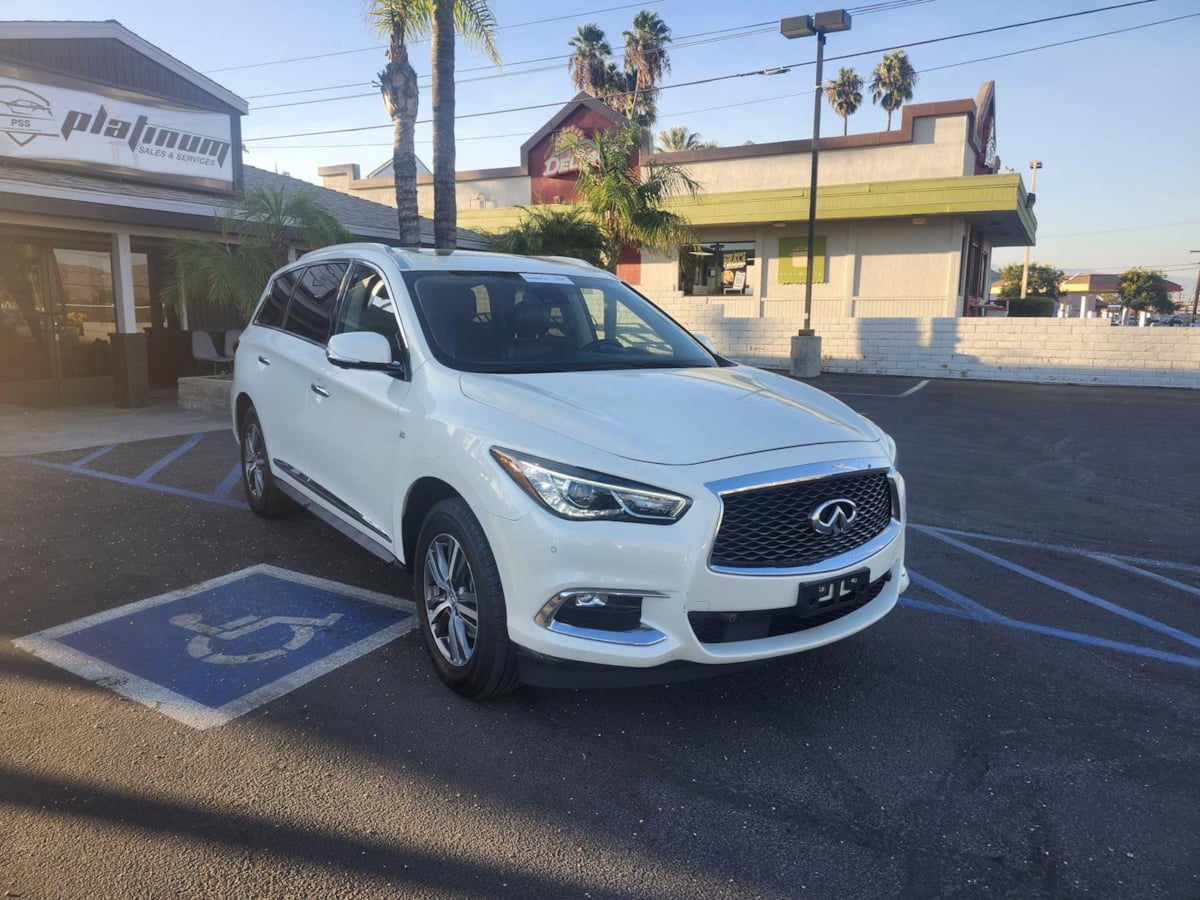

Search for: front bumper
xmin=479 ymin=449 xmax=907 ymax=675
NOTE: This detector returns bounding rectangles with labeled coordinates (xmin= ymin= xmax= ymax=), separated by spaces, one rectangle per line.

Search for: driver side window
xmin=334 ymin=264 xmax=404 ymax=361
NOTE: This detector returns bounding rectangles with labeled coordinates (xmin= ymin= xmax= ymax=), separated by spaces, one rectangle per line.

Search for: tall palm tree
xmin=554 ymin=126 xmax=699 ymax=272
xmin=567 ymin=24 xmax=612 ymax=95
xmin=870 ymin=50 xmax=918 ymax=132
xmin=166 ymin=184 xmax=351 ymax=316
xmin=368 ymin=0 xmax=431 ymax=248
xmin=368 ymin=1 xmax=499 ymax=250
xmin=431 ymin=0 xmax=499 ymax=250
xmin=824 ymin=67 xmax=863 ymax=137
xmin=622 ymin=10 xmax=671 ymax=127
xmin=656 ymin=126 xmax=717 ymax=152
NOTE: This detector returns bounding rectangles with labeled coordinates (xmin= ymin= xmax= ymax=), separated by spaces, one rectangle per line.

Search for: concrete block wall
xmin=648 ymin=294 xmax=1200 ymax=389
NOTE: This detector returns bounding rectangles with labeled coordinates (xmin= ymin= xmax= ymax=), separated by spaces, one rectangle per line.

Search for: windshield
xmin=403 ymin=270 xmax=718 ymax=374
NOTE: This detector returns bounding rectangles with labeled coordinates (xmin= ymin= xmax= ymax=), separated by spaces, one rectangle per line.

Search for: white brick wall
xmin=648 ymin=294 xmax=1200 ymax=389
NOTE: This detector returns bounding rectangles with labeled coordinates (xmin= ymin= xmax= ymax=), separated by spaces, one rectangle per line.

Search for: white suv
xmin=232 ymin=244 xmax=907 ymax=698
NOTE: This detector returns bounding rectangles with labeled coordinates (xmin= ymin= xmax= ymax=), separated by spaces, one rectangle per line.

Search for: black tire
xmin=239 ymin=406 xmax=293 ymax=519
xmin=413 ymin=497 xmax=520 ymax=699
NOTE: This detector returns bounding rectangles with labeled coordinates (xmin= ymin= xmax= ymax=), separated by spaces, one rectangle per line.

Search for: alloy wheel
xmin=423 ymin=533 xmax=479 ymax=666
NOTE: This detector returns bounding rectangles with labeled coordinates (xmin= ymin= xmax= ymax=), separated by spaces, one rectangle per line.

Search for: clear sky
xmin=5 ymin=0 xmax=1199 ymax=291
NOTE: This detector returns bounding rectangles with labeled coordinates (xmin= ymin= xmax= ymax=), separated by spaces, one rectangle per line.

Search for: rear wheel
xmin=239 ymin=406 xmax=292 ymax=519
xmin=414 ymin=497 xmax=520 ymax=699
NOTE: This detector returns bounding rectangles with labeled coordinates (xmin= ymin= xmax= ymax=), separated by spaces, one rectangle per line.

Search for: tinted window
xmin=334 ymin=264 xmax=403 ymax=361
xmin=283 ymin=262 xmax=347 ymax=343
xmin=403 ymin=271 xmax=715 ymax=374
xmin=255 ymin=269 xmax=297 ymax=328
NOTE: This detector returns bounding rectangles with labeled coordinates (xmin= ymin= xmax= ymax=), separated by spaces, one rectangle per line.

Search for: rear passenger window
xmin=334 ymin=264 xmax=403 ymax=361
xmin=255 ymin=269 xmax=297 ymax=328
xmin=284 ymin=262 xmax=348 ymax=343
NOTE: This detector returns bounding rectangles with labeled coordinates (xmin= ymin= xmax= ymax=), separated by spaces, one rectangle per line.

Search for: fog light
xmin=535 ymin=589 xmax=669 ymax=646
xmin=556 ymin=593 xmax=642 ymax=631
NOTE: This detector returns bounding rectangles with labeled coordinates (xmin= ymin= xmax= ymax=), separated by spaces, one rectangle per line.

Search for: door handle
xmin=258 ymin=355 xmax=271 ymax=366
xmin=310 ymin=383 xmax=330 ymax=398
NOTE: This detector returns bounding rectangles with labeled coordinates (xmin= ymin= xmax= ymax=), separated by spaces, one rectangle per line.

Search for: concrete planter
xmin=178 ymin=374 xmax=233 ymax=414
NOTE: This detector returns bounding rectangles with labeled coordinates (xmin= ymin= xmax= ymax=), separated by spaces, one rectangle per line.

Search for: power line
xmin=235 ymin=0 xmax=934 ymax=98
xmin=243 ymin=1 xmax=1172 ymax=144
xmin=205 ymin=0 xmax=665 ymax=73
xmin=249 ymin=23 xmax=779 ymax=111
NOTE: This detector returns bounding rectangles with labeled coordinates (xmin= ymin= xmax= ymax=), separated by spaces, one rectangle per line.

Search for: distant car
xmin=231 ymin=244 xmax=908 ymax=698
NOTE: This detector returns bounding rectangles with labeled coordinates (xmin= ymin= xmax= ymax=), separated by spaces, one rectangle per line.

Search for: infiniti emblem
xmin=810 ymin=498 xmax=858 ymax=536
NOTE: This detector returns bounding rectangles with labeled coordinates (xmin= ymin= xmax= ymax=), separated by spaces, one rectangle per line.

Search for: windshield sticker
xmin=520 ymin=273 xmax=574 ymax=284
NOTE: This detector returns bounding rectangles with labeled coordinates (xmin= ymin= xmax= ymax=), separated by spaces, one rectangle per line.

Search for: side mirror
xmin=327 ymin=332 xmax=406 ymax=377
xmin=694 ymin=333 xmax=717 ymax=354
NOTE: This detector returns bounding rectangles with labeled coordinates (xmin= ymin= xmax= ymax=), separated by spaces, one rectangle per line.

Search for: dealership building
xmin=320 ymin=84 xmax=1036 ymax=324
xmin=0 ymin=20 xmax=471 ymax=407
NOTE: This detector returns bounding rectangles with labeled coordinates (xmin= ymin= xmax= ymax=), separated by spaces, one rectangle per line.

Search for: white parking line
xmin=826 ymin=379 xmax=931 ymax=399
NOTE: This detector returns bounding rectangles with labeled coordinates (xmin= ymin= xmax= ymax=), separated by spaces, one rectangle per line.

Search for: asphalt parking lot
xmin=2 ymin=374 xmax=1197 ymax=898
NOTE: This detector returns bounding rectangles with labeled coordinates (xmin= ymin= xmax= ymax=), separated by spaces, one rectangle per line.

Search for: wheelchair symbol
xmin=168 ymin=612 xmax=343 ymax=665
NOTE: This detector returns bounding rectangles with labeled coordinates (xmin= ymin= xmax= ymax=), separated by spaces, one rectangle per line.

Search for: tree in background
xmin=656 ymin=126 xmax=718 ymax=152
xmin=568 ymin=24 xmax=612 ymax=95
xmin=566 ymin=12 xmax=672 ymax=128
xmin=1118 ymin=267 xmax=1174 ymax=315
xmin=431 ymin=0 xmax=500 ymax=250
xmin=368 ymin=0 xmax=430 ymax=247
xmin=369 ymin=0 xmax=499 ymax=249
xmin=554 ymin=126 xmax=699 ymax=271
xmin=997 ymin=261 xmax=1064 ymax=300
xmin=622 ymin=10 xmax=672 ymax=127
xmin=824 ymin=67 xmax=863 ymax=136
xmin=869 ymin=50 xmax=918 ymax=131
xmin=167 ymin=185 xmax=350 ymax=316
xmin=489 ymin=207 xmax=606 ymax=266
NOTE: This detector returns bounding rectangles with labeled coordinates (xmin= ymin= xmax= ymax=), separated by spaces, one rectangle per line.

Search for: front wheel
xmin=414 ymin=497 xmax=519 ymax=699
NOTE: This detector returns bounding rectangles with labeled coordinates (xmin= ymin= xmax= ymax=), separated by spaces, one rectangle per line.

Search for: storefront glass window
xmin=680 ymin=241 xmax=756 ymax=296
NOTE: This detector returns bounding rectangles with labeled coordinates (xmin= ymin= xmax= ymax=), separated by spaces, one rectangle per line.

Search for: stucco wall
xmin=641 ymin=217 xmax=968 ymax=319
xmin=648 ymin=297 xmax=1200 ymax=389
xmin=674 ymin=115 xmax=971 ymax=195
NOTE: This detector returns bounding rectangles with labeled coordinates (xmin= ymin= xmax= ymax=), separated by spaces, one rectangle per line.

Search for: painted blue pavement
xmin=15 ymin=566 xmax=415 ymax=729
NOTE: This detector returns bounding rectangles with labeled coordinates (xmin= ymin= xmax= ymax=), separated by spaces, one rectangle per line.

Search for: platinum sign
xmin=0 ymin=77 xmax=234 ymax=188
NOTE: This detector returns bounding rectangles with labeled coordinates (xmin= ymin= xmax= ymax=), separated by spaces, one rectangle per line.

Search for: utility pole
xmin=1019 ymin=160 xmax=1043 ymax=299
xmin=1191 ymin=250 xmax=1199 ymax=323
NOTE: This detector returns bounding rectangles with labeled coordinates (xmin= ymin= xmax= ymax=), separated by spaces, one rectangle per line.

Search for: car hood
xmin=458 ymin=366 xmax=878 ymax=465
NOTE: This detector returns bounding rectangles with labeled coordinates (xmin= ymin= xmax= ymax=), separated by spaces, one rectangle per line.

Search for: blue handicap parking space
xmin=15 ymin=566 xmax=415 ymax=729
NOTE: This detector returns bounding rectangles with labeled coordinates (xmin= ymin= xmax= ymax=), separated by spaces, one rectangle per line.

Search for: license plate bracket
xmin=798 ymin=568 xmax=872 ymax=617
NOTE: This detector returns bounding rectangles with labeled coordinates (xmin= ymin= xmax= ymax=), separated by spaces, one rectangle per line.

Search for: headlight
xmin=491 ymin=448 xmax=691 ymax=523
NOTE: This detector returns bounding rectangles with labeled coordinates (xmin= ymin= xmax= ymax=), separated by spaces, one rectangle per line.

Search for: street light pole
xmin=1019 ymin=160 xmax=1043 ymax=300
xmin=1190 ymin=250 xmax=1199 ymax=323
xmin=781 ymin=9 xmax=851 ymax=335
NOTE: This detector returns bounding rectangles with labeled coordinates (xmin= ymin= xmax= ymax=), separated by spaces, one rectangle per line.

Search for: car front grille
xmin=688 ymin=573 xmax=891 ymax=644
xmin=710 ymin=470 xmax=893 ymax=569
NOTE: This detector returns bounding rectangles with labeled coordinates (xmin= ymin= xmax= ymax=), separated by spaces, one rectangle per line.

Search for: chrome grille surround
xmin=706 ymin=458 xmax=901 ymax=576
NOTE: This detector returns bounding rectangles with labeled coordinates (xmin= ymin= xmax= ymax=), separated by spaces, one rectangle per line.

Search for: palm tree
xmin=567 ymin=24 xmax=612 ymax=95
xmin=554 ymin=126 xmax=699 ymax=271
xmin=489 ymin=207 xmax=606 ymax=267
xmin=870 ymin=50 xmax=918 ymax=131
xmin=368 ymin=1 xmax=431 ymax=248
xmin=431 ymin=0 xmax=499 ymax=250
xmin=656 ymin=126 xmax=717 ymax=152
xmin=167 ymin=184 xmax=351 ymax=316
xmin=824 ymin=67 xmax=863 ymax=137
xmin=622 ymin=10 xmax=671 ymax=127
xmin=368 ymin=1 xmax=500 ymax=250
